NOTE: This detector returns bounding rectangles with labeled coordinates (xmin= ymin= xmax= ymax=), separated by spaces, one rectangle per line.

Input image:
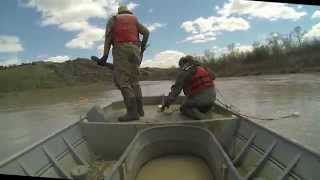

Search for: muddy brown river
xmin=0 ymin=73 xmax=320 ymax=161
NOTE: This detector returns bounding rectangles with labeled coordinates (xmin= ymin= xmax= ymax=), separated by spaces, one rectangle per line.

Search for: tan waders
xmin=118 ymin=87 xmax=140 ymax=122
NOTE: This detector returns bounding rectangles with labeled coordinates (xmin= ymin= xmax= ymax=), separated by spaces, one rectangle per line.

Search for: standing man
xmin=96 ymin=5 xmax=149 ymax=122
xmin=161 ymin=55 xmax=216 ymax=120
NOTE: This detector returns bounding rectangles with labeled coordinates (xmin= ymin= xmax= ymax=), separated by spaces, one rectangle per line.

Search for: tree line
xmin=197 ymin=26 xmax=320 ymax=76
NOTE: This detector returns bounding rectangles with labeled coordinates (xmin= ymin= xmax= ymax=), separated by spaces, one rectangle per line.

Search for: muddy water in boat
xmin=135 ymin=155 xmax=212 ymax=180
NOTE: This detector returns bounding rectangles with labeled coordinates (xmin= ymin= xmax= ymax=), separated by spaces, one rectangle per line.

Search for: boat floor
xmin=86 ymin=160 xmax=115 ymax=180
xmin=103 ymin=105 xmax=231 ymax=123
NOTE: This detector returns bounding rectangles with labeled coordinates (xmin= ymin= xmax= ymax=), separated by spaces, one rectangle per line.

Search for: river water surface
xmin=0 ymin=73 xmax=319 ymax=161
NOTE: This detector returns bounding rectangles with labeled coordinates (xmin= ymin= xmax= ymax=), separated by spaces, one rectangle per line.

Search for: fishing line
xmin=215 ymin=88 xmax=300 ymax=121
xmin=158 ymin=88 xmax=299 ymax=120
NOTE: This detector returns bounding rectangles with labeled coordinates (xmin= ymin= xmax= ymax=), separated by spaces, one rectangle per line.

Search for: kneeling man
xmin=161 ymin=55 xmax=216 ymax=120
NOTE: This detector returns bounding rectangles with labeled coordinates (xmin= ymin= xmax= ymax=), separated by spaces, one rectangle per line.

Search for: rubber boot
xmin=136 ymin=98 xmax=144 ymax=117
xmin=180 ymin=107 xmax=207 ymax=120
xmin=118 ymin=97 xmax=140 ymax=122
xmin=199 ymin=105 xmax=213 ymax=113
xmin=133 ymin=84 xmax=144 ymax=117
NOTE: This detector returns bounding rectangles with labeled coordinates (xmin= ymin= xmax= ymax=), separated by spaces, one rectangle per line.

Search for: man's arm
xmin=102 ymin=17 xmax=115 ymax=61
xmin=206 ymin=67 xmax=216 ymax=80
xmin=137 ymin=22 xmax=149 ymax=53
xmin=165 ymin=67 xmax=196 ymax=106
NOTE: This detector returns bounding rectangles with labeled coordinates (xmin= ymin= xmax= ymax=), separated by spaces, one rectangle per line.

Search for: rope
xmin=215 ymin=88 xmax=299 ymax=121
xmin=216 ymin=88 xmax=240 ymax=112
xmin=159 ymin=88 xmax=299 ymax=121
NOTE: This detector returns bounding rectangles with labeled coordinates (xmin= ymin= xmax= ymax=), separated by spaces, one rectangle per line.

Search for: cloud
xmin=217 ymin=0 xmax=307 ymax=21
xmin=303 ymin=23 xmax=320 ymax=41
xmin=0 ymin=57 xmax=20 ymax=66
xmin=43 ymin=55 xmax=70 ymax=63
xmin=312 ymin=10 xmax=320 ymax=19
xmin=66 ymin=27 xmax=105 ymax=49
xmin=26 ymin=0 xmax=118 ymax=27
xmin=181 ymin=16 xmax=250 ymax=33
xmin=97 ymin=44 xmax=105 ymax=56
xmin=0 ymin=35 xmax=24 ymax=53
xmin=209 ymin=44 xmax=252 ymax=57
xmin=211 ymin=46 xmax=228 ymax=56
xmin=25 ymin=0 xmax=139 ymax=49
xmin=180 ymin=0 xmax=305 ymax=44
xmin=146 ymin=23 xmax=166 ymax=32
xmin=127 ymin=2 xmax=139 ymax=11
xmin=183 ymin=32 xmax=217 ymax=43
xmin=235 ymin=44 xmax=253 ymax=52
xmin=181 ymin=16 xmax=250 ymax=43
xmin=141 ymin=50 xmax=185 ymax=68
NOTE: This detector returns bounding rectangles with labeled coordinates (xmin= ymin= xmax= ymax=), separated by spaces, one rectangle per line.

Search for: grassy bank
xmin=0 ymin=58 xmax=178 ymax=93
xmin=0 ymin=58 xmax=113 ymax=93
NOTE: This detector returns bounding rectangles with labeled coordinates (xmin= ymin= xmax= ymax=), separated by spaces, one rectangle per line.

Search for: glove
xmin=97 ymin=59 xmax=106 ymax=66
xmin=160 ymin=100 xmax=170 ymax=112
xmin=141 ymin=45 xmax=146 ymax=53
xmin=91 ymin=56 xmax=106 ymax=66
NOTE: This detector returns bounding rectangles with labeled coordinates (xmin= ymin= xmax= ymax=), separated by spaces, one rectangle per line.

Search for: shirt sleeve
xmin=166 ymin=67 xmax=196 ymax=104
xmin=206 ymin=67 xmax=216 ymax=80
xmin=137 ymin=21 xmax=150 ymax=50
xmin=103 ymin=17 xmax=115 ymax=58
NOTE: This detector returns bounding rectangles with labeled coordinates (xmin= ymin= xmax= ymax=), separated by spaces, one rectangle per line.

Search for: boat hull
xmin=0 ymin=96 xmax=319 ymax=180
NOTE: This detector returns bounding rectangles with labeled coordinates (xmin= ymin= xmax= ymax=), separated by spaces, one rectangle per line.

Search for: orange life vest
xmin=112 ymin=14 xmax=139 ymax=43
xmin=183 ymin=66 xmax=214 ymax=96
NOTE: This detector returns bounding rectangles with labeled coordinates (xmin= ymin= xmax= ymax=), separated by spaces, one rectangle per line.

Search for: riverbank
xmin=0 ymin=83 xmax=115 ymax=112
xmin=1 ymin=53 xmax=320 ymax=93
xmin=213 ymin=64 xmax=320 ymax=77
xmin=201 ymin=31 xmax=320 ymax=77
xmin=0 ymin=58 xmax=178 ymax=93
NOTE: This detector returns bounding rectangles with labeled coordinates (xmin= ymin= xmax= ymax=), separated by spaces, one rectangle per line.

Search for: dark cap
xmin=118 ymin=5 xmax=133 ymax=14
xmin=178 ymin=55 xmax=194 ymax=67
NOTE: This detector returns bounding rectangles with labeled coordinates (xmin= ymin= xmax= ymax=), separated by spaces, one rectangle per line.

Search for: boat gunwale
xmin=82 ymin=117 xmax=236 ymax=125
xmin=232 ymin=112 xmax=320 ymax=159
xmin=0 ymin=116 xmax=87 ymax=167
xmin=235 ymin=134 xmax=303 ymax=180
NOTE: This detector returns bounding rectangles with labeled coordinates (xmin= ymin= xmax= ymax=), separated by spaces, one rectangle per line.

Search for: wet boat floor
xmin=86 ymin=105 xmax=231 ymax=180
xmin=86 ymin=160 xmax=115 ymax=180
xmin=104 ymin=105 xmax=231 ymax=123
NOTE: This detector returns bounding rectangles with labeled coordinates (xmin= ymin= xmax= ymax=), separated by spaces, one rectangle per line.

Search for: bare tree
xmin=204 ymin=49 xmax=215 ymax=60
xmin=292 ymin=26 xmax=306 ymax=47
xmin=267 ymin=32 xmax=282 ymax=55
xmin=227 ymin=43 xmax=235 ymax=54
xmin=280 ymin=33 xmax=293 ymax=52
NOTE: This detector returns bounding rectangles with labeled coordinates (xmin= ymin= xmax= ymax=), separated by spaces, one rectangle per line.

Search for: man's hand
xmin=91 ymin=56 xmax=106 ymax=67
xmin=160 ymin=100 xmax=170 ymax=112
xmin=97 ymin=59 xmax=106 ymax=66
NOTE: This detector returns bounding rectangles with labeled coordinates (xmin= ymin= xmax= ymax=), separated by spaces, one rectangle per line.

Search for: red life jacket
xmin=112 ymin=14 xmax=139 ymax=43
xmin=183 ymin=66 xmax=214 ymax=96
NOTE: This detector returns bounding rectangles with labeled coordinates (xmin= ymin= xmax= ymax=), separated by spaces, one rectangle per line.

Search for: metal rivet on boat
xmin=292 ymin=111 xmax=300 ymax=117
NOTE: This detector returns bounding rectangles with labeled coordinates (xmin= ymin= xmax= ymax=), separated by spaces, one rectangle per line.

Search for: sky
xmin=0 ymin=0 xmax=320 ymax=68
